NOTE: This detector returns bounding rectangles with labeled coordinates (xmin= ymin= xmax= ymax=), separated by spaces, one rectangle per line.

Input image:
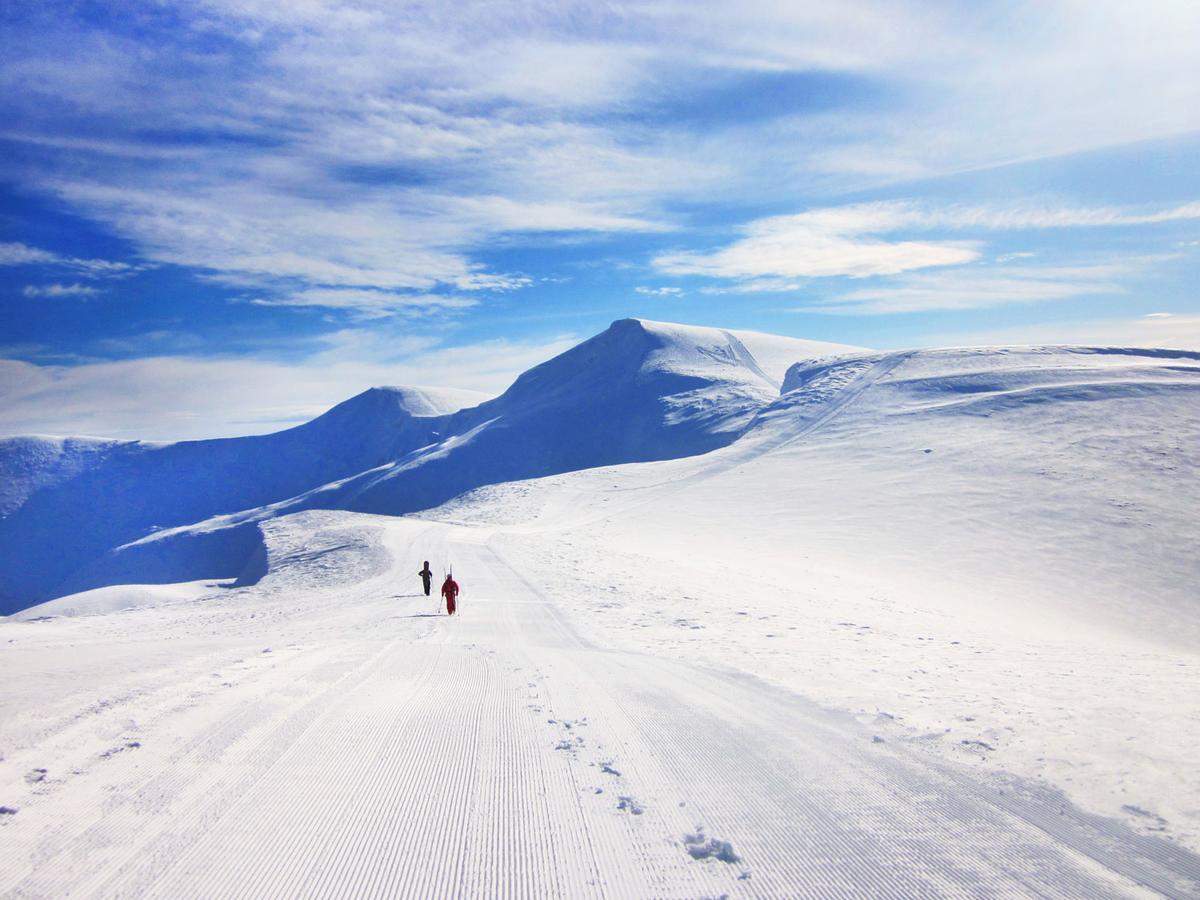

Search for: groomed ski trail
xmin=2 ymin=518 xmax=1198 ymax=897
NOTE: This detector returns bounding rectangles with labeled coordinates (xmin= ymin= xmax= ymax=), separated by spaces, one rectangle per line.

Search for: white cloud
xmin=0 ymin=332 xmax=580 ymax=441
xmin=0 ymin=242 xmax=59 ymax=265
xmin=2 ymin=1 xmax=1197 ymax=315
xmin=634 ymin=286 xmax=684 ymax=296
xmin=802 ymin=262 xmax=1132 ymax=314
xmin=655 ymin=202 xmax=982 ymax=280
xmin=22 ymin=283 xmax=103 ymax=298
xmin=247 ymin=288 xmax=478 ymax=319
xmin=655 ymin=199 xmax=1200 ymax=286
xmin=0 ymin=240 xmax=141 ymax=278
xmin=699 ymin=279 xmax=806 ymax=295
xmin=912 ymin=312 xmax=1200 ymax=352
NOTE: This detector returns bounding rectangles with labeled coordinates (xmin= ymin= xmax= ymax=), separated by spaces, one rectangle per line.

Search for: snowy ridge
xmin=365 ymin=385 xmax=492 ymax=417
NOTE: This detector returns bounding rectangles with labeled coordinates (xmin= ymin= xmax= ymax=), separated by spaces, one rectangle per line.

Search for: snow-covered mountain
xmin=0 ymin=319 xmax=856 ymax=612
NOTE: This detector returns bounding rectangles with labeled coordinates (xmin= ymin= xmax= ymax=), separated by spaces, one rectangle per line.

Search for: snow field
xmin=4 ymin=516 xmax=1197 ymax=896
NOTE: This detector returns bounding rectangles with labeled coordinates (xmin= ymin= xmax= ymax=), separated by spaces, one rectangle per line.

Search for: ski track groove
xmin=142 ymin=636 xmax=444 ymax=899
xmin=3 ymin=644 xmax=347 ymax=896
xmin=104 ymin=640 xmax=404 ymax=898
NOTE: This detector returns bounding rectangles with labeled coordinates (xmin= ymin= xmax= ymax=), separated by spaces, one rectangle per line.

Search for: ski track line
xmin=488 ymin=538 xmax=1006 ymax=897
xmin=612 ymin=655 xmax=1123 ymax=898
xmin=134 ymin=624 xmax=449 ymax=898
xmin=118 ymin=544 xmax=558 ymax=898
xmin=481 ymin=539 xmax=904 ymax=897
xmin=475 ymin=545 xmax=723 ymax=898
xmin=0 ymin=646 xmax=293 ymax=894
xmin=1 ymin=578 xmax=419 ymax=899
xmin=493 ymin=550 xmax=971 ymax=897
xmin=459 ymin=546 xmax=650 ymax=897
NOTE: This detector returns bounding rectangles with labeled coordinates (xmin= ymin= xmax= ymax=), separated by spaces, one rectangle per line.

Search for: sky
xmin=1 ymin=0 xmax=1198 ymax=440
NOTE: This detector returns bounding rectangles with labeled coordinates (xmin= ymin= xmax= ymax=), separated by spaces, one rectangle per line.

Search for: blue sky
xmin=2 ymin=0 xmax=1198 ymax=439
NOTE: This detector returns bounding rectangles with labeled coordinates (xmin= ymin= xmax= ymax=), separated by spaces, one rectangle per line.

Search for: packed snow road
xmin=1 ymin=516 xmax=1198 ymax=898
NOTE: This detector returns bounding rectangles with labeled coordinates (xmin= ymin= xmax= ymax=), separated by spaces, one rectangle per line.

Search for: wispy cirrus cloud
xmin=804 ymin=264 xmax=1127 ymax=314
xmin=656 ymin=199 xmax=1200 ymax=289
xmin=6 ymin=1 xmax=1196 ymax=310
xmin=0 ymin=241 xmax=142 ymax=278
xmin=0 ymin=242 xmax=59 ymax=266
xmin=22 ymin=283 xmax=103 ymax=299
xmin=247 ymin=289 xmax=479 ymax=320
xmin=654 ymin=203 xmax=983 ymax=280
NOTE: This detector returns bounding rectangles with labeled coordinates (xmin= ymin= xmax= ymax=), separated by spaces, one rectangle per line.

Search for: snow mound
xmin=8 ymin=579 xmax=232 ymax=621
xmin=372 ymin=385 xmax=490 ymax=417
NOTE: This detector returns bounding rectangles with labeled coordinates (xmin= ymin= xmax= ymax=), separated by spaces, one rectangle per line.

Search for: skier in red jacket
xmin=441 ymin=574 xmax=460 ymax=616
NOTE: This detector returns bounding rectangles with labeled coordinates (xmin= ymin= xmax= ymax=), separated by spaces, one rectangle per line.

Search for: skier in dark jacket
xmin=441 ymin=574 xmax=460 ymax=616
xmin=418 ymin=561 xmax=433 ymax=597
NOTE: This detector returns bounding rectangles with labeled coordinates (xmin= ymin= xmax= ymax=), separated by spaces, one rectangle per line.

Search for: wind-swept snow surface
xmin=2 ymin=514 xmax=1198 ymax=897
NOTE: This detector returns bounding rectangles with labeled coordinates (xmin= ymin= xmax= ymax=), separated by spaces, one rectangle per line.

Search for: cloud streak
xmin=0 ymin=331 xmax=580 ymax=441
xmin=655 ymin=203 xmax=981 ymax=280
xmin=0 ymin=241 xmax=138 ymax=277
xmin=247 ymin=288 xmax=479 ymax=320
xmin=22 ymin=283 xmax=103 ymax=299
xmin=655 ymin=199 xmax=1200 ymax=289
xmin=805 ymin=265 xmax=1126 ymax=314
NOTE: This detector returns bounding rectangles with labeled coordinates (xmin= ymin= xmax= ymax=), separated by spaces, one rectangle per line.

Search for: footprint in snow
xmin=24 ymin=768 xmax=47 ymax=784
xmin=617 ymin=795 xmax=644 ymax=815
xmin=1122 ymin=804 xmax=1168 ymax=831
xmin=960 ymin=739 xmax=995 ymax=753
xmin=599 ymin=762 xmax=621 ymax=776
xmin=99 ymin=740 xmax=142 ymax=760
xmin=683 ymin=830 xmax=740 ymax=863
